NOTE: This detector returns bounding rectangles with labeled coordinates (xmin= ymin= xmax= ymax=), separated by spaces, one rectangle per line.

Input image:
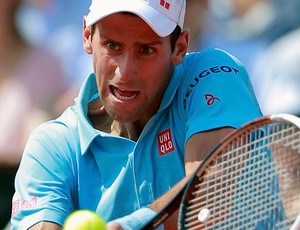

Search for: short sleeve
xmin=181 ymin=49 xmax=262 ymax=142
xmin=11 ymin=122 xmax=77 ymax=229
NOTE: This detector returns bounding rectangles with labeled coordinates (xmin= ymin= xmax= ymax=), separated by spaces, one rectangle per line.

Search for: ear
xmin=83 ymin=16 xmax=93 ymax=54
xmin=172 ymin=29 xmax=190 ymax=66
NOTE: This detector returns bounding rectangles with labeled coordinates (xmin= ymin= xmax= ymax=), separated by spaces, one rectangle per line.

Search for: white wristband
xmin=113 ymin=207 xmax=157 ymax=230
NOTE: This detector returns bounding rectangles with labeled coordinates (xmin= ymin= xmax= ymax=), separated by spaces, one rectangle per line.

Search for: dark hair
xmin=170 ymin=25 xmax=182 ymax=51
xmin=90 ymin=23 xmax=182 ymax=52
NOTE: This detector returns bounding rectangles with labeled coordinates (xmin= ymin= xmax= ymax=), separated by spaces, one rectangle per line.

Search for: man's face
xmin=84 ymin=13 xmax=183 ymax=123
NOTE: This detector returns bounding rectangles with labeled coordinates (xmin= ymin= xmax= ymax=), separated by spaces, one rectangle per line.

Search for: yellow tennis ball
xmin=63 ymin=210 xmax=106 ymax=230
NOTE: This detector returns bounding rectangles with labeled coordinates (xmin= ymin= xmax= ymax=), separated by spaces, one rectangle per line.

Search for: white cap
xmin=86 ymin=0 xmax=186 ymax=37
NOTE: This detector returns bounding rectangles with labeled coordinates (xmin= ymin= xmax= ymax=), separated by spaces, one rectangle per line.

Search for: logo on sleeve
xmin=205 ymin=93 xmax=220 ymax=106
xmin=158 ymin=128 xmax=175 ymax=156
xmin=11 ymin=199 xmax=20 ymax=216
xmin=11 ymin=196 xmax=38 ymax=216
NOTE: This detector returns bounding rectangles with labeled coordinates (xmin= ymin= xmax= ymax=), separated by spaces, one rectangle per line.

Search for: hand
xmin=106 ymin=222 xmax=124 ymax=230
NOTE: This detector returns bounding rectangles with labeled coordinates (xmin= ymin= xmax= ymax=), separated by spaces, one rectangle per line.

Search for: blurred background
xmin=1 ymin=0 xmax=300 ymax=228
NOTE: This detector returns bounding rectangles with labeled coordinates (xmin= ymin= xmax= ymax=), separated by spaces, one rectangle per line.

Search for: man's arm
xmin=148 ymin=127 xmax=235 ymax=229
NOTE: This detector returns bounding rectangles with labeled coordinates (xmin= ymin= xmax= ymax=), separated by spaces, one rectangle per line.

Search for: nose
xmin=115 ymin=52 xmax=137 ymax=83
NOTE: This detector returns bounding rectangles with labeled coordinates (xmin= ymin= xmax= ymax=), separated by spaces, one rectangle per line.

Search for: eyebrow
xmin=135 ymin=40 xmax=163 ymax=47
xmin=100 ymin=34 xmax=164 ymax=48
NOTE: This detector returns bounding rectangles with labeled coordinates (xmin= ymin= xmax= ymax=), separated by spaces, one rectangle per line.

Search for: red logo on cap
xmin=160 ymin=0 xmax=170 ymax=9
xmin=158 ymin=128 xmax=175 ymax=156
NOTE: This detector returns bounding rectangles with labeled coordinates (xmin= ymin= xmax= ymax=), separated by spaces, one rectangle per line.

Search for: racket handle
xmin=290 ymin=214 xmax=300 ymax=230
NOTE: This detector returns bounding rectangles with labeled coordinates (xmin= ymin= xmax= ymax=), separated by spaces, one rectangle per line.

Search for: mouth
xmin=110 ymin=85 xmax=139 ymax=101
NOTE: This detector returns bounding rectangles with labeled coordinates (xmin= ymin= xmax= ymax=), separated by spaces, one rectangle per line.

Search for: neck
xmin=88 ymin=99 xmax=145 ymax=141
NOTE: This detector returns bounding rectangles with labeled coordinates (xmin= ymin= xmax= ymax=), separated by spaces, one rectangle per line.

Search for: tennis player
xmin=11 ymin=0 xmax=262 ymax=229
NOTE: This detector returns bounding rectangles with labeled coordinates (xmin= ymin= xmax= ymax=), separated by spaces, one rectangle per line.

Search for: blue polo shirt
xmin=11 ymin=48 xmax=262 ymax=229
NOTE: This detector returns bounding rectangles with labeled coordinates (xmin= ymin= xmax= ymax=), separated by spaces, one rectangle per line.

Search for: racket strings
xmin=189 ymin=161 xmax=279 ymax=211
xmin=181 ymin=122 xmax=300 ymax=230
xmin=185 ymin=150 xmax=280 ymax=227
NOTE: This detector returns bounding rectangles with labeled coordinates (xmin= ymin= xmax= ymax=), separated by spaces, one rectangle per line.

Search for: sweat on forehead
xmin=86 ymin=0 xmax=186 ymax=37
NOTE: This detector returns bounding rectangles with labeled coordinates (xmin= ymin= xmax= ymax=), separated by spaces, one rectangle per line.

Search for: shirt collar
xmin=158 ymin=64 xmax=183 ymax=112
xmin=76 ymin=73 xmax=102 ymax=155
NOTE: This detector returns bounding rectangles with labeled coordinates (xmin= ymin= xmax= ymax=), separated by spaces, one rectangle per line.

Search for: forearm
xmin=109 ymin=174 xmax=194 ymax=230
xmin=149 ymin=173 xmax=192 ymax=213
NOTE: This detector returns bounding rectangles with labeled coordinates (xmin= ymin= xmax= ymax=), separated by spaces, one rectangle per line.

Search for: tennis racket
xmin=142 ymin=113 xmax=300 ymax=229
xmin=178 ymin=113 xmax=300 ymax=229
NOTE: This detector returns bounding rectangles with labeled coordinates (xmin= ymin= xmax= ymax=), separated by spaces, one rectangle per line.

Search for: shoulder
xmin=182 ymin=48 xmax=245 ymax=70
xmin=35 ymin=106 xmax=78 ymax=133
xmin=177 ymin=48 xmax=252 ymax=92
xmin=172 ymin=49 xmax=261 ymax=131
xmin=27 ymin=106 xmax=79 ymax=157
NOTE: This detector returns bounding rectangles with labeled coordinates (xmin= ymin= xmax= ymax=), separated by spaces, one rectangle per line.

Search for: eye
xmin=140 ymin=46 xmax=155 ymax=55
xmin=106 ymin=42 xmax=120 ymax=51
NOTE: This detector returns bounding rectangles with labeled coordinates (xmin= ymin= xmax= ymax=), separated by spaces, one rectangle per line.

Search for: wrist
xmin=112 ymin=207 xmax=156 ymax=230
